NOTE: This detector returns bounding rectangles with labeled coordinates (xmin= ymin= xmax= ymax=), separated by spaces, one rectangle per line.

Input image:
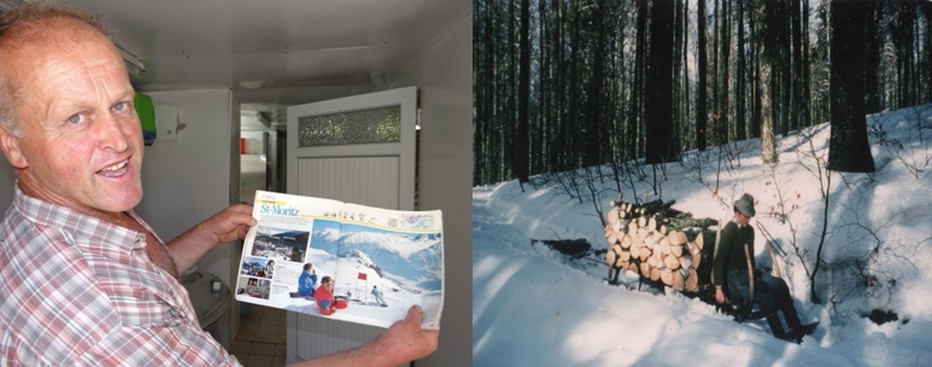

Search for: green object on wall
xmin=135 ymin=92 xmax=157 ymax=143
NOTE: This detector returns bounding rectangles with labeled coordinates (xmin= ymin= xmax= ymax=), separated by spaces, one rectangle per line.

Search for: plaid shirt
xmin=0 ymin=187 xmax=240 ymax=366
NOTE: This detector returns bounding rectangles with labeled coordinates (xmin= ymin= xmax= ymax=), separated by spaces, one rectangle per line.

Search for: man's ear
xmin=0 ymin=127 xmax=28 ymax=169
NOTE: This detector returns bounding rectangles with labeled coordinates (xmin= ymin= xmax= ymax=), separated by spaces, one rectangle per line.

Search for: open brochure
xmin=234 ymin=190 xmax=444 ymax=329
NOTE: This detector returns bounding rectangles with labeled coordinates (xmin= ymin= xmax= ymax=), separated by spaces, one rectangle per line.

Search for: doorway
xmin=285 ymin=86 xmax=418 ymax=363
xmin=239 ymin=104 xmax=287 ymax=203
xmin=233 ymin=103 xmax=290 ymax=365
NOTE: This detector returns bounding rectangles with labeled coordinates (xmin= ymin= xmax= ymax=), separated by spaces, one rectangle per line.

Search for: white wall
xmin=135 ymin=89 xmax=236 ymax=281
xmin=133 ymin=89 xmax=240 ymax=344
xmin=391 ymin=9 xmax=473 ymax=367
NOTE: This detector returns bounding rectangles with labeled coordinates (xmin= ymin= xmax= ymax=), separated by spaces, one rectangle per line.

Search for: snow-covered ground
xmin=473 ymin=105 xmax=932 ymax=366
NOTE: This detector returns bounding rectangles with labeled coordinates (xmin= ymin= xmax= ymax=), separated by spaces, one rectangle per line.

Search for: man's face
xmin=0 ymin=22 xmax=144 ymax=219
xmin=736 ymin=211 xmax=750 ymax=227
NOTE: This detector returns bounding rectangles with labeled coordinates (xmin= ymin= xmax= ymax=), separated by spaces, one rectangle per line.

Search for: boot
xmin=782 ymin=305 xmax=818 ymax=342
xmin=793 ymin=321 xmax=819 ymax=342
xmin=767 ymin=315 xmax=795 ymax=343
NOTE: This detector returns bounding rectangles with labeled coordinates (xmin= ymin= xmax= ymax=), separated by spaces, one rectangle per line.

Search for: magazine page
xmin=330 ymin=203 xmax=444 ymax=329
xmin=234 ymin=190 xmax=444 ymax=330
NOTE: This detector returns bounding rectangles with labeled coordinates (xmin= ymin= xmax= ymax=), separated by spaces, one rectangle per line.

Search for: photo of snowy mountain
xmin=277 ymin=218 xmax=444 ymax=329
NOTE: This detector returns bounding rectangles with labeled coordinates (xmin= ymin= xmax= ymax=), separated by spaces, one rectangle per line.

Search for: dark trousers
xmin=726 ymin=269 xmax=805 ymax=336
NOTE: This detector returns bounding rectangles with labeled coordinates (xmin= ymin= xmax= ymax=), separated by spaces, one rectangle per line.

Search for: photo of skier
xmin=371 ymin=285 xmax=387 ymax=306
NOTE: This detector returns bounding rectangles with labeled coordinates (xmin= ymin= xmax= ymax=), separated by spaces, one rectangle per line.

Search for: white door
xmin=285 ymin=86 xmax=417 ymax=363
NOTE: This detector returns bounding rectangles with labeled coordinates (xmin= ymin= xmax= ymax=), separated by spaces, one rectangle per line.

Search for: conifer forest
xmin=473 ymin=0 xmax=932 ymax=186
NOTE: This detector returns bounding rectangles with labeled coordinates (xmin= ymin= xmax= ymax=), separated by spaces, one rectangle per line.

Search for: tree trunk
xmin=735 ymin=0 xmax=747 ymax=142
xmin=551 ymin=0 xmax=564 ymax=174
xmin=828 ymin=0 xmax=875 ymax=173
xmin=515 ymin=0 xmax=531 ymax=184
xmin=863 ymin=2 xmax=882 ymax=115
xmin=719 ymin=0 xmax=731 ymax=145
xmin=585 ymin=3 xmax=606 ymax=167
xmin=759 ymin=0 xmax=778 ymax=164
xmin=680 ymin=0 xmax=691 ymax=151
xmin=801 ymin=0 xmax=812 ymax=130
xmin=697 ymin=0 xmax=708 ymax=151
xmin=630 ymin=0 xmax=648 ymax=160
xmin=791 ymin=0 xmax=804 ymax=133
xmin=645 ymin=0 xmax=677 ymax=164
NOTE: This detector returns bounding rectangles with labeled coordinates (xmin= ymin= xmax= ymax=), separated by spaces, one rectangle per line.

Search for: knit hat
xmin=734 ymin=193 xmax=756 ymax=218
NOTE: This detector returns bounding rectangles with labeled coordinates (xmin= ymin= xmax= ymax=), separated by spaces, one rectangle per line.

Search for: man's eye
xmin=67 ymin=114 xmax=83 ymax=124
xmin=114 ymin=102 xmax=130 ymax=112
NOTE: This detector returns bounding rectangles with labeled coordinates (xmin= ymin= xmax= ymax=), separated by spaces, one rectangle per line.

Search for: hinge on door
xmin=416 ymin=107 xmax=422 ymax=131
xmin=415 ymin=88 xmax=422 ymax=130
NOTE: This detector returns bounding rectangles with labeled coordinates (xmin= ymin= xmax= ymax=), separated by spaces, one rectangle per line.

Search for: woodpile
xmin=603 ymin=194 xmax=717 ymax=292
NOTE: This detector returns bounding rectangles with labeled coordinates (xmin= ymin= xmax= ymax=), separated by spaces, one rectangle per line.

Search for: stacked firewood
xmin=603 ymin=194 xmax=715 ymax=292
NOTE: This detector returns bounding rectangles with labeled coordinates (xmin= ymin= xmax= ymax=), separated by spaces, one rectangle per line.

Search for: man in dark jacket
xmin=713 ymin=193 xmax=818 ymax=343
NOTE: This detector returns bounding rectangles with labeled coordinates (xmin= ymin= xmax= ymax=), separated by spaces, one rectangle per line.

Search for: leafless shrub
xmin=816 ymin=179 xmax=923 ymax=322
xmin=868 ymin=106 xmax=932 ymax=179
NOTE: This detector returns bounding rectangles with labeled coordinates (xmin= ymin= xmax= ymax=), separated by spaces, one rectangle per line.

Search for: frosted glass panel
xmin=297 ymin=106 xmax=400 ymax=147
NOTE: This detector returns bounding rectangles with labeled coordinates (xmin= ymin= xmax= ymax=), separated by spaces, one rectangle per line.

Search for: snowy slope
xmin=473 ymin=104 xmax=932 ymax=366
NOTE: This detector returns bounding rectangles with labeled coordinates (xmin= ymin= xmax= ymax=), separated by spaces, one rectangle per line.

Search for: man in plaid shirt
xmin=0 ymin=4 xmax=438 ymax=366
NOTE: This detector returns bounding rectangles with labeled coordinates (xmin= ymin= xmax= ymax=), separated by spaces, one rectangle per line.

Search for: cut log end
xmin=685 ymin=269 xmax=698 ymax=292
xmin=606 ymin=249 xmax=617 ymax=265
xmin=669 ymin=230 xmax=688 ymax=246
xmin=664 ymin=254 xmax=680 ymax=270
xmin=672 ymin=270 xmax=685 ymax=290
xmin=660 ymin=269 xmax=673 ymax=286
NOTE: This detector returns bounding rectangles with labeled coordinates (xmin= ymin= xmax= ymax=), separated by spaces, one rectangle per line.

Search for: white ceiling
xmin=46 ymin=0 xmax=470 ymax=97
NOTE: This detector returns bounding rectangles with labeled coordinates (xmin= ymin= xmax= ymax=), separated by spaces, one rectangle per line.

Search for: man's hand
xmin=198 ymin=204 xmax=257 ymax=244
xmin=714 ymin=286 xmax=726 ymax=304
xmin=374 ymin=306 xmax=440 ymax=365
xmin=293 ymin=305 xmax=439 ymax=367
xmin=167 ymin=204 xmax=257 ymax=274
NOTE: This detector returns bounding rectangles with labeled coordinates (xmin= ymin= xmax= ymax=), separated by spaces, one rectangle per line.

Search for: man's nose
xmin=97 ymin=113 xmax=133 ymax=151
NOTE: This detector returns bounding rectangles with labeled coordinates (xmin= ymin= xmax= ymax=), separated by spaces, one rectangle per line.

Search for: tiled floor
xmin=230 ymin=305 xmax=288 ymax=367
